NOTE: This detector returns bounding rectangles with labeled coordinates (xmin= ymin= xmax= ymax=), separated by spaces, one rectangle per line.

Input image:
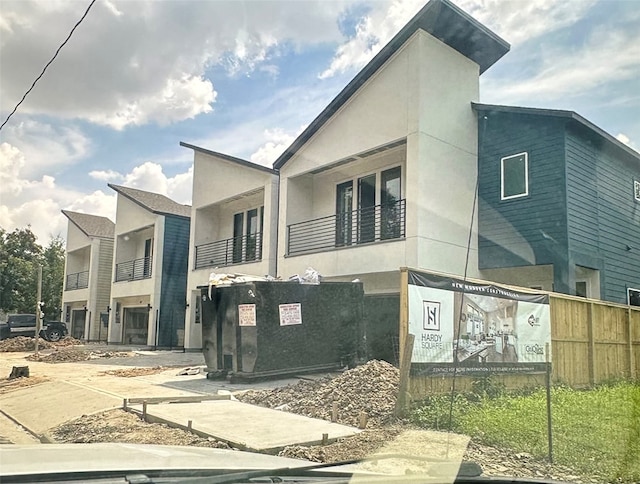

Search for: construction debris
xmin=0 ymin=337 xmax=54 ymax=352
xmin=237 ymin=360 xmax=400 ymax=428
xmin=54 ymin=336 xmax=83 ymax=347
xmin=0 ymin=376 xmax=49 ymax=395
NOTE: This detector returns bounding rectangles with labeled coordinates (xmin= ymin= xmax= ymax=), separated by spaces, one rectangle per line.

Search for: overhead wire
xmin=0 ymin=0 xmax=98 ymax=132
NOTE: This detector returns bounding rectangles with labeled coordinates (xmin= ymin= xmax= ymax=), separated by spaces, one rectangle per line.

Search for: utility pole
xmin=35 ymin=265 xmax=42 ymax=355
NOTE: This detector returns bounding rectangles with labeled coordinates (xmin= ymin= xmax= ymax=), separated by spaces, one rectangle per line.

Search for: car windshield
xmin=0 ymin=1 xmax=638 ymax=483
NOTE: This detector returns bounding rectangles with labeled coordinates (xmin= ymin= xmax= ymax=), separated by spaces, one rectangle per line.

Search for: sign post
xmin=545 ymin=342 xmax=553 ymax=463
xmin=34 ymin=265 xmax=43 ymax=356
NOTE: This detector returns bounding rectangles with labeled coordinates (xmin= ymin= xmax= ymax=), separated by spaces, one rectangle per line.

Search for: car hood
xmin=0 ymin=443 xmax=311 ymax=477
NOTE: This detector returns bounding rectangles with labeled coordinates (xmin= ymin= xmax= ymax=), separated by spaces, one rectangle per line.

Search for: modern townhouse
xmin=107 ymin=184 xmax=191 ymax=347
xmin=61 ymin=210 xmax=115 ymax=341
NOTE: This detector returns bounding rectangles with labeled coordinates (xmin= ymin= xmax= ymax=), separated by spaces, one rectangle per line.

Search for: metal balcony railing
xmin=115 ymin=256 xmax=152 ymax=282
xmin=65 ymin=270 xmax=89 ymax=290
xmin=287 ymin=199 xmax=406 ymax=255
xmin=194 ymin=232 xmax=263 ymax=269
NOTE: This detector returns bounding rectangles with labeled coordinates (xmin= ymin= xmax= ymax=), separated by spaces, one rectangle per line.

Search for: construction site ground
xmin=0 ymin=340 xmax=597 ymax=483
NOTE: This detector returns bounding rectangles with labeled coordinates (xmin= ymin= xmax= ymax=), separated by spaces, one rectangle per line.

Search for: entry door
xmin=232 ymin=212 xmax=244 ymax=263
xmin=123 ymin=307 xmax=149 ymax=345
xmin=245 ymin=208 xmax=259 ymax=261
xmin=71 ymin=310 xmax=86 ymax=339
xmin=143 ymin=238 xmax=152 ymax=277
xmin=335 ymin=181 xmax=353 ymax=246
xmin=358 ymin=174 xmax=376 ymax=243
xmin=381 ymin=167 xmax=401 ymax=239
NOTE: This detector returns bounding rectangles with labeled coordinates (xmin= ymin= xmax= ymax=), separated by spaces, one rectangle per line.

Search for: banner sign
xmin=407 ymin=270 xmax=551 ymax=375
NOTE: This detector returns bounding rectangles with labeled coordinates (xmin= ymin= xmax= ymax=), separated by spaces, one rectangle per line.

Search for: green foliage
xmin=0 ymin=227 xmax=65 ymax=320
xmin=410 ymin=382 xmax=640 ymax=482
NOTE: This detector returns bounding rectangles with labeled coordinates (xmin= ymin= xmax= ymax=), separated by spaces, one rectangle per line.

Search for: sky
xmin=0 ymin=0 xmax=638 ymax=244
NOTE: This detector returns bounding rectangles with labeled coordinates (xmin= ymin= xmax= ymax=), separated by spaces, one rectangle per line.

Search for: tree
xmin=41 ymin=236 xmax=65 ymax=320
xmin=0 ymin=227 xmax=65 ymax=319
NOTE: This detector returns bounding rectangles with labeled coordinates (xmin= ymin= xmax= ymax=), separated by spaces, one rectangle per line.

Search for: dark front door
xmin=71 ymin=309 xmax=86 ymax=339
xmin=123 ymin=307 xmax=149 ymax=345
xmin=358 ymin=174 xmax=376 ymax=243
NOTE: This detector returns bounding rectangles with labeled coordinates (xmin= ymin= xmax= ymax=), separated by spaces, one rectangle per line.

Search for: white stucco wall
xmin=278 ymin=29 xmax=481 ymax=283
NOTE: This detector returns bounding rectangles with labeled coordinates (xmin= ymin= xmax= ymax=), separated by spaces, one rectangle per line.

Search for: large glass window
xmin=381 ymin=167 xmax=402 ymax=239
xmin=358 ymin=174 xmax=376 ymax=243
xmin=501 ymin=152 xmax=528 ymax=200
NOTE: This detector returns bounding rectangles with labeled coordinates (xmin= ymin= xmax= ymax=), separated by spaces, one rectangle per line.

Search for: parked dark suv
xmin=0 ymin=314 xmax=68 ymax=342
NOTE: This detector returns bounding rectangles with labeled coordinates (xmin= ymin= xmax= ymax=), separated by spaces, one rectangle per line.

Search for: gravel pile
xmin=100 ymin=366 xmax=167 ymax=377
xmin=54 ymin=336 xmax=83 ymax=347
xmin=238 ymin=360 xmax=400 ymax=428
xmin=0 ymin=337 xmax=54 ymax=352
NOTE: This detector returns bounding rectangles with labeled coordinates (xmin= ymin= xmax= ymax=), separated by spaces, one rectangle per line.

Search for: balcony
xmin=65 ymin=270 xmax=89 ymax=291
xmin=195 ymin=233 xmax=263 ymax=270
xmin=115 ymin=257 xmax=152 ymax=282
xmin=287 ymin=199 xmax=406 ymax=256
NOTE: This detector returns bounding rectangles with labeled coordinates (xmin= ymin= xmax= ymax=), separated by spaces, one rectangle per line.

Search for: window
xmin=501 ymin=152 xmax=528 ymax=200
xmin=334 ymin=166 xmax=403 ymax=247
xmin=634 ymin=180 xmax=640 ymax=202
xmin=575 ymin=281 xmax=588 ymax=298
xmin=628 ymin=288 xmax=640 ymax=307
xmin=232 ymin=207 xmax=263 ymax=263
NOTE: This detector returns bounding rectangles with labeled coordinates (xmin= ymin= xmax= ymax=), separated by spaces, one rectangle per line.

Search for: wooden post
xmin=394 ymin=333 xmax=415 ymax=418
xmin=187 ymin=420 xmax=192 ymax=431
xmin=399 ymin=268 xmax=409 ymax=362
xmin=321 ymin=433 xmax=328 ymax=445
xmin=331 ymin=402 xmax=338 ymax=422
xmin=34 ymin=265 xmax=42 ymax=355
xmin=627 ymin=307 xmax=635 ymax=380
xmin=123 ymin=399 xmax=127 ymax=411
xmin=358 ymin=411 xmax=368 ymax=429
xmin=587 ymin=303 xmax=596 ymax=385
xmin=142 ymin=401 xmax=147 ymax=421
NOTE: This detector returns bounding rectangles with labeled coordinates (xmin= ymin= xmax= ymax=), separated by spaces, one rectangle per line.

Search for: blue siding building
xmin=475 ymin=103 xmax=640 ymax=305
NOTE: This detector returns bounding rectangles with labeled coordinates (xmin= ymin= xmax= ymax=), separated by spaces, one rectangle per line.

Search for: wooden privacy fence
xmin=409 ymin=294 xmax=640 ymax=398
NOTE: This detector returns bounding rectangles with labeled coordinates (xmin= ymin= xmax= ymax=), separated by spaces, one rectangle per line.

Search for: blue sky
xmin=0 ymin=0 xmax=638 ymax=243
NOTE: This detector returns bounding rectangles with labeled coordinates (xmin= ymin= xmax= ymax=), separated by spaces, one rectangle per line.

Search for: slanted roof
xmin=62 ymin=210 xmax=115 ymax=239
xmin=273 ymin=0 xmax=509 ymax=170
xmin=108 ymin=184 xmax=191 ymax=218
xmin=472 ymin=103 xmax=640 ymax=163
xmin=180 ymin=142 xmax=278 ymax=174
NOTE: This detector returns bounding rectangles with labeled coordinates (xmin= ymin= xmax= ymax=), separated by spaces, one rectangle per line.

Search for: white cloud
xmin=0 ymin=0 xmax=350 ymax=129
xmin=250 ymin=126 xmax=305 ymax=166
xmin=616 ymin=133 xmax=630 ymax=145
xmin=481 ymin=23 xmax=640 ymax=104
xmin=0 ymin=142 xmax=191 ymax=243
xmin=319 ymin=0 xmax=599 ymax=79
xmin=0 ymin=120 xmax=91 ymax=177
xmin=89 ymin=170 xmax=123 ymax=182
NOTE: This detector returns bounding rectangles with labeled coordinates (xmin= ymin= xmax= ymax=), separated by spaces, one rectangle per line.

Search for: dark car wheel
xmin=46 ymin=329 xmax=63 ymax=342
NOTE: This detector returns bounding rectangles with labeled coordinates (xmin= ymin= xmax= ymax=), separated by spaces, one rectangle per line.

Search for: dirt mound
xmin=26 ymin=348 xmax=135 ymax=363
xmin=0 ymin=337 xmax=54 ymax=352
xmin=238 ymin=360 xmax=400 ymax=428
xmin=99 ymin=366 xmax=166 ymax=377
xmin=53 ymin=336 xmax=83 ymax=347
xmin=0 ymin=376 xmax=49 ymax=394
xmin=52 ymin=409 xmax=231 ymax=449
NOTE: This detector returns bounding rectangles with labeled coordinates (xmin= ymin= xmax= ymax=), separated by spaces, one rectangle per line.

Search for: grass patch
xmin=411 ymin=381 xmax=640 ymax=482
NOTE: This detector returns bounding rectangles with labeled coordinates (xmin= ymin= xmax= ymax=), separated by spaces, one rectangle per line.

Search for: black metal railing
xmin=65 ymin=270 xmax=89 ymax=290
xmin=194 ymin=232 xmax=263 ymax=269
xmin=115 ymin=256 xmax=152 ymax=282
xmin=287 ymin=199 xmax=405 ymax=255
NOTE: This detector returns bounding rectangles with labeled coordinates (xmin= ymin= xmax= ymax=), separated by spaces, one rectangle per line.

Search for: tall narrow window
xmin=358 ymin=174 xmax=376 ymax=243
xmin=501 ymin=152 xmax=528 ymax=200
xmin=381 ymin=167 xmax=401 ymax=239
xmin=335 ymin=181 xmax=353 ymax=246
xmin=232 ymin=212 xmax=244 ymax=263
xmin=634 ymin=180 xmax=640 ymax=201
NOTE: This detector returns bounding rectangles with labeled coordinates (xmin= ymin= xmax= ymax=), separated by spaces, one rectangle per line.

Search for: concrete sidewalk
xmin=0 ymin=381 xmax=121 ymax=436
xmin=130 ymin=399 xmax=360 ymax=453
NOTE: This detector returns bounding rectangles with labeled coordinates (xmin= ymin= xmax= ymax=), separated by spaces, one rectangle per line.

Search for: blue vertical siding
xmin=565 ymin=126 xmax=640 ymax=304
xmin=477 ymin=112 xmax=570 ymax=292
xmin=158 ymin=216 xmax=191 ymax=347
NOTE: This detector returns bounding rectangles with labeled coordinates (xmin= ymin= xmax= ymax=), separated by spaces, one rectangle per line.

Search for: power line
xmin=0 ymin=0 xmax=97 ymax=132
